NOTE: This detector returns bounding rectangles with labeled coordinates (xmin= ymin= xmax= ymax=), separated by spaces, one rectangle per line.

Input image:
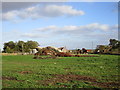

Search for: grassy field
xmin=2 ymin=55 xmax=119 ymax=88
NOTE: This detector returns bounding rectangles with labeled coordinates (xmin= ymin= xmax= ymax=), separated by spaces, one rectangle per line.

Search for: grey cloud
xmin=2 ymin=2 xmax=38 ymax=13
xmin=2 ymin=4 xmax=85 ymax=21
xmin=2 ymin=2 xmax=64 ymax=13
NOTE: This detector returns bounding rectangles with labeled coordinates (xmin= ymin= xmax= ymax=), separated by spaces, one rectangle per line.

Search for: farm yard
xmin=1 ymin=1 xmax=120 ymax=89
xmin=2 ymin=54 xmax=119 ymax=88
xmin=2 ymin=1 xmax=119 ymax=89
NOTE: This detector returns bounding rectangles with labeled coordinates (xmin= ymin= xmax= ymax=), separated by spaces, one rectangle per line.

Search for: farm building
xmin=30 ymin=49 xmax=38 ymax=54
xmin=95 ymin=45 xmax=112 ymax=54
xmin=57 ymin=47 xmax=68 ymax=52
xmin=86 ymin=49 xmax=94 ymax=53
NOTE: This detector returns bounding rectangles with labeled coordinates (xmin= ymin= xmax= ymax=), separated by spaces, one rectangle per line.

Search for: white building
xmin=30 ymin=49 xmax=38 ymax=54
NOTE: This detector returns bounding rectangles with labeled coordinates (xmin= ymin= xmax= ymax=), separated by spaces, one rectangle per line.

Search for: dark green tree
xmin=3 ymin=41 xmax=16 ymax=53
xmin=3 ymin=40 xmax=40 ymax=53
xmin=109 ymin=39 xmax=118 ymax=48
xmin=109 ymin=39 xmax=120 ymax=49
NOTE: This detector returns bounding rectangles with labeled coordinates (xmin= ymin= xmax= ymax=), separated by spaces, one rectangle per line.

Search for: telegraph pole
xmin=22 ymin=43 xmax=24 ymax=54
xmin=92 ymin=41 xmax=93 ymax=50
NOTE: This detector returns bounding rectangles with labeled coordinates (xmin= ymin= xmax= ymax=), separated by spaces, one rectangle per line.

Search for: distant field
xmin=2 ymin=55 xmax=119 ymax=88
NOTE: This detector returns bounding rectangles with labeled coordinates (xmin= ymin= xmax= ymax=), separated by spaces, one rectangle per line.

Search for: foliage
xmin=109 ymin=39 xmax=120 ymax=49
xmin=5 ymin=46 xmax=13 ymax=53
xmin=71 ymin=48 xmax=87 ymax=54
xmin=3 ymin=41 xmax=15 ymax=53
xmin=94 ymin=39 xmax=120 ymax=54
xmin=3 ymin=40 xmax=39 ymax=53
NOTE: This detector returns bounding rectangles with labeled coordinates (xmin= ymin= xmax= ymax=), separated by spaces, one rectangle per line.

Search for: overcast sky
xmin=1 ymin=2 xmax=118 ymax=49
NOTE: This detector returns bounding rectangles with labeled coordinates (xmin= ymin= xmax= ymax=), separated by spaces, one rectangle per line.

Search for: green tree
xmin=3 ymin=41 xmax=16 ymax=53
xmin=17 ymin=41 xmax=25 ymax=52
xmin=26 ymin=41 xmax=39 ymax=49
xmin=109 ymin=39 xmax=118 ymax=48
xmin=5 ymin=46 xmax=13 ymax=53
xmin=13 ymin=43 xmax=20 ymax=53
xmin=3 ymin=40 xmax=40 ymax=53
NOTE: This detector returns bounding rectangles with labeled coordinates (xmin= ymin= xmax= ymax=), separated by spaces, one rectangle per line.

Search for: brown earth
xmin=74 ymin=55 xmax=99 ymax=57
xmin=38 ymin=74 xmax=119 ymax=88
xmin=33 ymin=56 xmax=58 ymax=59
xmin=19 ymin=71 xmax=33 ymax=74
xmin=2 ymin=76 xmax=24 ymax=82
xmin=63 ymin=68 xmax=71 ymax=70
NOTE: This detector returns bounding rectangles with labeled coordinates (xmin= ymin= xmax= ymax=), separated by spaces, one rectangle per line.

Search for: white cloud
xmin=61 ymin=25 xmax=79 ymax=31
xmin=80 ymin=23 xmax=109 ymax=31
xmin=21 ymin=32 xmax=51 ymax=38
xmin=2 ymin=11 xmax=18 ymax=21
xmin=22 ymin=23 xmax=118 ymax=40
xmin=3 ymin=23 xmax=116 ymax=41
xmin=2 ymin=23 xmax=118 ymax=49
xmin=36 ymin=23 xmax=112 ymax=32
xmin=36 ymin=25 xmax=58 ymax=31
xmin=21 ymin=33 xmax=40 ymax=38
xmin=42 ymin=5 xmax=85 ymax=16
xmin=2 ymin=5 xmax=85 ymax=21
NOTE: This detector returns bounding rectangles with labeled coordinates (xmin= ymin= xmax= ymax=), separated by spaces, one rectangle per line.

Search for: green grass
xmin=2 ymin=55 xmax=119 ymax=88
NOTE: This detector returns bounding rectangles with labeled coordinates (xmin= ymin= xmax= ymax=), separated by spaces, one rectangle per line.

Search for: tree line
xmin=3 ymin=41 xmax=39 ymax=53
xmin=94 ymin=39 xmax=120 ymax=54
xmin=2 ymin=39 xmax=120 ymax=54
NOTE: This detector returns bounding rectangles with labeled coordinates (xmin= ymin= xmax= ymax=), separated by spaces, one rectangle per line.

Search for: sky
xmin=1 ymin=2 xmax=118 ymax=50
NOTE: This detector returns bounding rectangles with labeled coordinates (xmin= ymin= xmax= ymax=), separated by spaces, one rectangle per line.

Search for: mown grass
xmin=2 ymin=55 xmax=119 ymax=88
